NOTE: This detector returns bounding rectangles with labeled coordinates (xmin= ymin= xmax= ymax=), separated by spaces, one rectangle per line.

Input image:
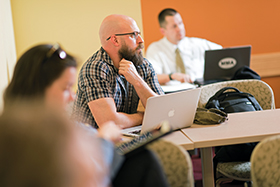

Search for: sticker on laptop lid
xmin=218 ymin=57 xmax=237 ymax=69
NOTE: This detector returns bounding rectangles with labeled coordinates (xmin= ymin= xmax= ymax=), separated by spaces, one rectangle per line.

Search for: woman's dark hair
xmin=4 ymin=44 xmax=77 ymax=107
xmin=0 ymin=102 xmax=76 ymax=187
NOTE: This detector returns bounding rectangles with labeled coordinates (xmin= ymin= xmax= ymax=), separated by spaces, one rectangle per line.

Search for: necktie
xmin=175 ymin=48 xmax=186 ymax=74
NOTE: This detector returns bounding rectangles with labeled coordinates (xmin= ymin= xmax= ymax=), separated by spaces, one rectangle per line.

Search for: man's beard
xmin=118 ymin=42 xmax=144 ymax=67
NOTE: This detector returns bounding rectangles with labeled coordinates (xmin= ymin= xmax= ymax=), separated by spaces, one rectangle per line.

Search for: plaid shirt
xmin=72 ymin=47 xmax=164 ymax=128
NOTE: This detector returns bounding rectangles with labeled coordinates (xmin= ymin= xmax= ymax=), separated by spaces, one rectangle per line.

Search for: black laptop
xmin=195 ymin=46 xmax=251 ymax=85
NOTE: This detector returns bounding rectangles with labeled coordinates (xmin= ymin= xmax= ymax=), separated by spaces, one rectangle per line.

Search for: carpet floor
xmin=191 ymin=151 xmax=245 ymax=187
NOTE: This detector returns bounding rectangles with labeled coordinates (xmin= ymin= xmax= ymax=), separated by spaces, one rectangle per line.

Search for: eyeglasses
xmin=42 ymin=44 xmax=66 ymax=64
xmin=42 ymin=43 xmax=67 ymax=65
xmin=46 ymin=43 xmax=67 ymax=60
xmin=106 ymin=31 xmax=141 ymax=41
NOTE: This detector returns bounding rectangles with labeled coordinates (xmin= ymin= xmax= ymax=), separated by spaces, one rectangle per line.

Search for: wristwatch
xmin=168 ymin=73 xmax=173 ymax=80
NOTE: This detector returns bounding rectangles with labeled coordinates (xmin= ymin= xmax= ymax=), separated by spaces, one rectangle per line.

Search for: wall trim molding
xmin=251 ymin=52 xmax=280 ymax=78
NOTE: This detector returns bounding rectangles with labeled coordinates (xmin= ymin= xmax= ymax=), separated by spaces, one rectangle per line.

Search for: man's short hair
xmin=158 ymin=8 xmax=178 ymax=28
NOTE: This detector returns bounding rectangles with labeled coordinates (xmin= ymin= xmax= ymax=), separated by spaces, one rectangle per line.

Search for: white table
xmin=181 ymin=109 xmax=280 ymax=187
xmin=162 ymin=130 xmax=194 ymax=150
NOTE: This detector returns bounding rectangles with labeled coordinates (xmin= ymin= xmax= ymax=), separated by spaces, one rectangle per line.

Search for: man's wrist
xmin=168 ymin=73 xmax=173 ymax=80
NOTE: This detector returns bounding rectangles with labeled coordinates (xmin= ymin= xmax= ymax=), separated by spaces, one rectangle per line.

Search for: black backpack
xmin=231 ymin=66 xmax=261 ymax=80
xmin=205 ymin=87 xmax=262 ymax=175
xmin=205 ymin=87 xmax=262 ymax=113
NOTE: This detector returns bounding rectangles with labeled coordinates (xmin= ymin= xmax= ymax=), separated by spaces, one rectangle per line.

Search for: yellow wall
xmin=11 ymin=0 xmax=143 ymax=67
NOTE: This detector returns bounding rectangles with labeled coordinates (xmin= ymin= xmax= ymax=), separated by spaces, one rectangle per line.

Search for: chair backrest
xmin=250 ymin=135 xmax=280 ymax=187
xmin=147 ymin=139 xmax=194 ymax=187
xmin=198 ymin=79 xmax=275 ymax=110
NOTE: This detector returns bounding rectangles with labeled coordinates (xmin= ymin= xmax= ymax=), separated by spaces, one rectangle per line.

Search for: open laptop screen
xmin=203 ymin=45 xmax=251 ymax=81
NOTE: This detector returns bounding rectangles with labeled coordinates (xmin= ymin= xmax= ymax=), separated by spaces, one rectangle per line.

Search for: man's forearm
xmin=107 ymin=111 xmax=144 ymax=129
xmin=157 ymin=74 xmax=171 ymax=85
xmin=132 ymin=78 xmax=157 ymax=108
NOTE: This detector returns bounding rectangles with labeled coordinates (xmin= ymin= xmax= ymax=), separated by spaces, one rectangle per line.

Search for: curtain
xmin=0 ymin=0 xmax=17 ymax=113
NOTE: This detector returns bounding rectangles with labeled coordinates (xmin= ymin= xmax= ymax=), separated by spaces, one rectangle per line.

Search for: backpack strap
xmin=245 ymin=94 xmax=263 ymax=111
xmin=211 ymin=87 xmax=241 ymax=99
xmin=205 ymin=87 xmax=240 ymax=109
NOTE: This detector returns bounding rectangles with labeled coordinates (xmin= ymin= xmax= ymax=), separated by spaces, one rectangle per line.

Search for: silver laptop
xmin=195 ymin=46 xmax=251 ymax=85
xmin=122 ymin=88 xmax=201 ymax=137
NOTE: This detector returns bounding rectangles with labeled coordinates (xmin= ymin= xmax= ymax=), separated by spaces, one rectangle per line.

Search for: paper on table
xmin=161 ymin=81 xmax=197 ymax=93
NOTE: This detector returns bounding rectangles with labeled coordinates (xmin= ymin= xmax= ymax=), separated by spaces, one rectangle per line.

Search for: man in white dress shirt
xmin=146 ymin=8 xmax=222 ymax=84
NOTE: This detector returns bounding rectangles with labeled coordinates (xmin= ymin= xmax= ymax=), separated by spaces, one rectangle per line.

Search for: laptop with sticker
xmin=195 ymin=46 xmax=251 ymax=85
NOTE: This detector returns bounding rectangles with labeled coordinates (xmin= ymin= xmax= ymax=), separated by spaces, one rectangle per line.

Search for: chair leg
xmin=216 ymin=177 xmax=234 ymax=187
xmin=244 ymin=181 xmax=252 ymax=187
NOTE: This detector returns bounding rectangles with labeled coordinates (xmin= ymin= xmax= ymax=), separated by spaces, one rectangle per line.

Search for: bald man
xmin=73 ymin=14 xmax=164 ymax=129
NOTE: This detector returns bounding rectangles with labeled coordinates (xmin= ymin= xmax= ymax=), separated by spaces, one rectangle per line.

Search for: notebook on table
xmin=121 ymin=88 xmax=201 ymax=137
xmin=194 ymin=46 xmax=251 ymax=85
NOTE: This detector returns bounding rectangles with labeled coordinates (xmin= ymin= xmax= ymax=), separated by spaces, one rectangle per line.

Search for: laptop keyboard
xmin=131 ymin=130 xmax=141 ymax=135
xmin=122 ymin=129 xmax=141 ymax=137
xmin=122 ymin=125 xmax=142 ymax=137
